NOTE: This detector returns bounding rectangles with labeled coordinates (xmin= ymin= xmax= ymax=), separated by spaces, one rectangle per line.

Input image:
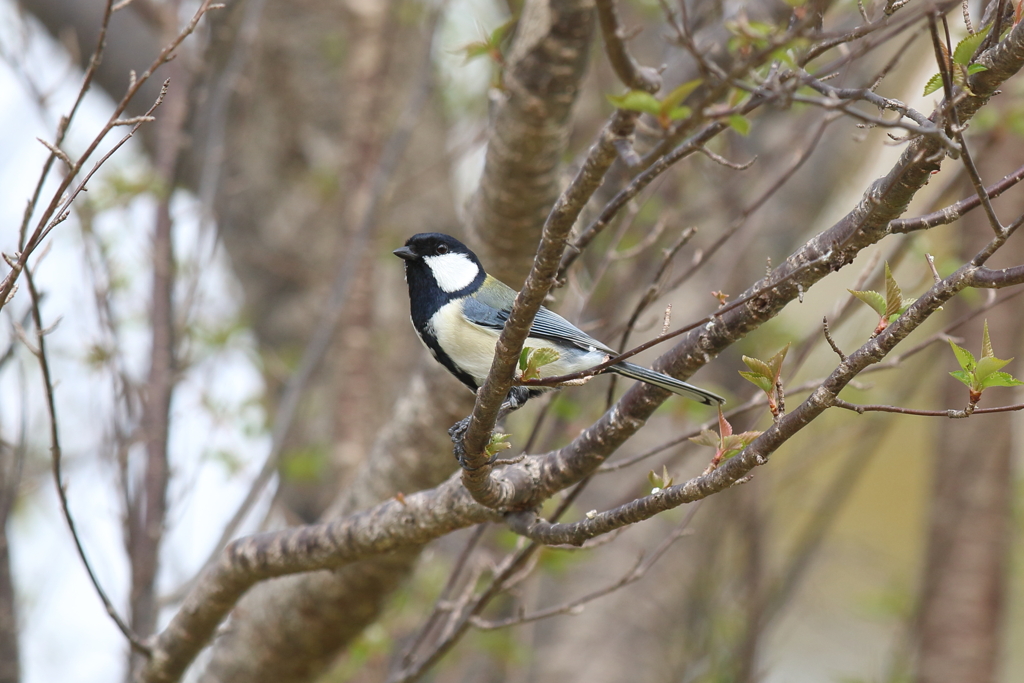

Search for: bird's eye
xmin=436 ymin=244 xmax=449 ymax=254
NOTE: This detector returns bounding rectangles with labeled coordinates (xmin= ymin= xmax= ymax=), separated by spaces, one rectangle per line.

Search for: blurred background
xmin=0 ymin=0 xmax=1021 ymax=682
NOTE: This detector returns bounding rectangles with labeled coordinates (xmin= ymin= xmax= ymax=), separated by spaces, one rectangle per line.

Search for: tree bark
xmin=914 ymin=159 xmax=1021 ymax=683
xmin=0 ymin=443 xmax=19 ymax=683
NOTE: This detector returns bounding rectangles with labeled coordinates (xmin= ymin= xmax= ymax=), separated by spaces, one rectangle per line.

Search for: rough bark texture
xmin=194 ymin=1 xmax=597 ymax=677
xmin=196 ymin=362 xmax=474 ymax=683
xmin=913 ymin=166 xmax=1021 ymax=683
xmin=468 ymin=0 xmax=596 ymax=285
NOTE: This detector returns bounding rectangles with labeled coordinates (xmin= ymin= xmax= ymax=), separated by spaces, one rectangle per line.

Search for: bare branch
xmin=507 ymin=219 xmax=1024 ymax=546
xmin=822 ymin=316 xmax=847 ymax=362
xmin=23 ymin=268 xmax=150 ymax=656
xmin=190 ymin=15 xmax=440 ymax=582
xmin=0 ymin=0 xmax=222 ymax=313
xmin=35 ymin=138 xmax=73 ymax=169
xmin=456 ymin=111 xmax=639 ymax=502
xmin=928 ymin=13 xmax=1004 ymax=234
xmin=474 ymin=506 xmax=698 ymax=630
xmin=595 ymin=0 xmax=662 ymax=93
xmin=888 ymin=163 xmax=1024 ymax=233
xmin=833 ymin=398 xmax=1024 ymax=416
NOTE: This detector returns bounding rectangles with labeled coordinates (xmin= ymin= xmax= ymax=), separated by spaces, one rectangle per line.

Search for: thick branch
xmin=141 ymin=471 xmax=501 ymax=683
xmin=459 ymin=112 xmax=637 ymax=503
xmin=506 ymin=253 xmax=1000 ymax=546
xmin=468 ymin=0 xmax=596 ymax=283
xmin=529 ymin=17 xmax=1024 ymax=500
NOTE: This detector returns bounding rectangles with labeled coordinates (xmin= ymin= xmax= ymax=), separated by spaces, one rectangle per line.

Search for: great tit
xmin=393 ymin=233 xmax=725 ymax=415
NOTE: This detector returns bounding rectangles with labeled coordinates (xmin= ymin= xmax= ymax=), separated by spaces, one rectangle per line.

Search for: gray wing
xmin=462 ymin=292 xmax=615 ymax=354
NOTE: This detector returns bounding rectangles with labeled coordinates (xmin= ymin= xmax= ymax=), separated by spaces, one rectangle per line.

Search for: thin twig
xmin=398 ymin=524 xmax=488 ymax=668
xmin=928 ymin=13 xmax=1004 ymax=234
xmin=195 ymin=14 xmax=441 ymax=572
xmin=472 ymin=504 xmax=699 ymax=630
xmin=0 ymin=0 xmax=222 ymax=312
xmin=822 ymin=316 xmax=847 ymax=362
xmin=833 ymin=397 xmax=1024 ymax=416
xmin=24 ymin=267 xmax=151 ymax=656
xmin=888 ymin=162 xmax=1024 ymax=233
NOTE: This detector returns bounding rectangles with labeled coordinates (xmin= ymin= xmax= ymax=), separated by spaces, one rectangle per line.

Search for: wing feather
xmin=461 ymin=295 xmax=614 ymax=354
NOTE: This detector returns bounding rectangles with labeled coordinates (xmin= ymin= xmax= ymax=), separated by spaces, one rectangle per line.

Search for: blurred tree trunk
xmin=0 ymin=443 xmax=18 ymax=683
xmin=913 ymin=148 xmax=1022 ymax=683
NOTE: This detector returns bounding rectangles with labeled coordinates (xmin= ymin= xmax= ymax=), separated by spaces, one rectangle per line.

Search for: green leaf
xmin=689 ymin=428 xmax=721 ymax=449
xmin=968 ymin=63 xmax=989 ymax=75
xmin=457 ymin=19 xmax=516 ymax=64
xmin=766 ymin=343 xmax=791 ymax=381
xmin=849 ymin=289 xmax=887 ymax=316
xmin=607 ymin=90 xmax=662 ymax=116
xmin=949 ymin=340 xmax=976 ymax=372
xmin=739 ymin=371 xmax=774 ymax=394
xmin=728 ymin=114 xmax=751 ymax=136
xmin=950 ymin=369 xmax=974 ymax=388
xmin=648 ymin=466 xmax=674 ymax=491
xmin=770 ymin=46 xmax=797 ymax=67
xmin=488 ymin=18 xmax=516 ymax=46
xmin=741 ymin=355 xmax=772 ymax=378
xmin=660 ymin=79 xmax=702 ymax=112
xmin=485 ymin=432 xmax=512 ymax=458
xmin=883 ymin=262 xmax=903 ymax=318
xmin=529 ymin=347 xmax=560 ymax=368
xmin=460 ymin=42 xmax=491 ymax=61
xmin=953 ymin=27 xmax=990 ymax=66
xmin=975 ymin=355 xmax=1011 ymax=381
xmin=923 ymin=73 xmax=944 ymax=96
xmin=979 ymin=371 xmax=1024 ymax=389
xmin=667 ymin=106 xmax=692 ymax=121
xmin=721 ymin=430 xmax=761 ymax=453
xmin=981 ymin=319 xmax=994 ymax=359
xmin=734 ymin=430 xmax=762 ymax=444
xmin=720 ymin=435 xmax=745 ymax=452
xmin=522 ymin=347 xmax=561 ymax=380
xmin=519 ymin=347 xmax=532 ymax=372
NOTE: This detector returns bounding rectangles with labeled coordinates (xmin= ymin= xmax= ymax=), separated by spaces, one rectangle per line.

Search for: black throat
xmin=402 ymin=259 xmax=486 ymax=392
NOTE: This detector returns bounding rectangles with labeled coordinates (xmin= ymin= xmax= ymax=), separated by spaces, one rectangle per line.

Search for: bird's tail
xmin=610 ymin=362 xmax=725 ymax=406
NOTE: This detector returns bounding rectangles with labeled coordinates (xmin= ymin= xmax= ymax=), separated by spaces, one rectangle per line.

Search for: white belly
xmin=429 ymin=304 xmax=608 ymax=385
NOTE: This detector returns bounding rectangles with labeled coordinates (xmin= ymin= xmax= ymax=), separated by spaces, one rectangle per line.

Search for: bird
xmin=393 ymin=233 xmax=725 ymax=424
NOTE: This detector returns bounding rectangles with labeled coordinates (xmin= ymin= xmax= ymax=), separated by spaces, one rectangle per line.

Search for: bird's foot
xmin=449 ymin=417 xmax=472 ymax=468
xmin=449 ymin=417 xmax=502 ymax=471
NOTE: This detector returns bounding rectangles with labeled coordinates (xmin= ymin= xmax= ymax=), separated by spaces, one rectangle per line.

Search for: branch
xmin=473 ymin=506 xmax=697 ymax=630
xmin=24 ymin=268 xmax=150 ymax=656
xmin=595 ymin=0 xmax=662 ymax=93
xmin=969 ymin=264 xmax=1024 ymax=288
xmin=928 ymin=13 xmax=1004 ymax=234
xmin=888 ymin=162 xmax=1024 ymax=233
xmin=141 ymin=474 xmax=501 ymax=683
xmin=506 ymin=221 xmax=1021 ymax=546
xmin=524 ymin=16 xmax=1024 ymax=501
xmin=457 ymin=111 xmax=638 ymax=504
xmin=558 ymin=119 xmax=730 ymax=278
xmin=0 ymin=0 xmax=221 ymax=313
xmin=834 ymin=398 xmax=1024 ymax=416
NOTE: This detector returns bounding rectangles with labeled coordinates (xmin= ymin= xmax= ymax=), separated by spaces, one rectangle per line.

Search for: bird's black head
xmin=394 ymin=233 xmax=486 ymax=323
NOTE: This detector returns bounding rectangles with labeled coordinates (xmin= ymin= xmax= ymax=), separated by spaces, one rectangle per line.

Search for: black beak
xmin=393 ymin=246 xmax=417 ymax=261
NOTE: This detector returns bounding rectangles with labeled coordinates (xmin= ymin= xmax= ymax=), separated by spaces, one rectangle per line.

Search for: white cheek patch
xmin=423 ymin=253 xmax=479 ymax=293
